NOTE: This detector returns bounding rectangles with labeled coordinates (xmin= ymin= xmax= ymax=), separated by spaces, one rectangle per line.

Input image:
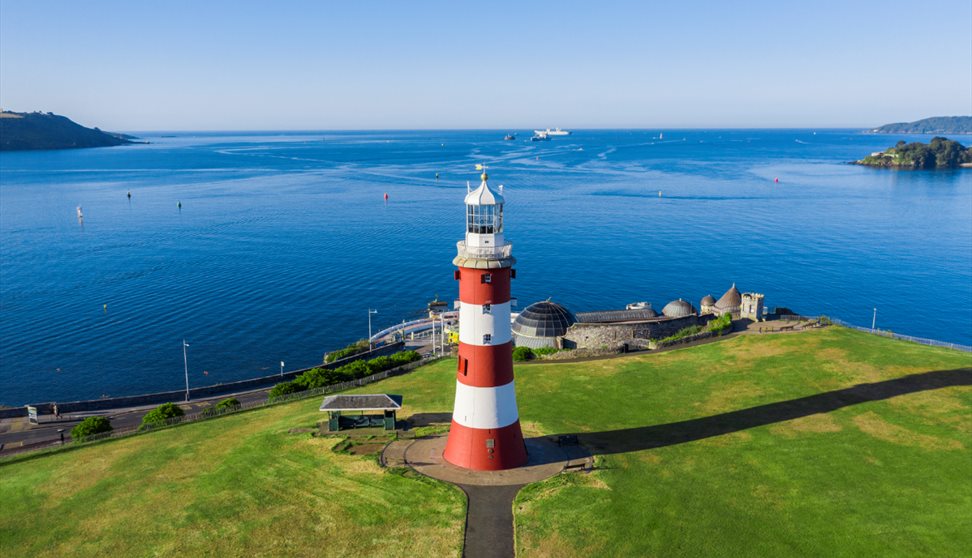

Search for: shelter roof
xmin=319 ymin=394 xmax=403 ymax=412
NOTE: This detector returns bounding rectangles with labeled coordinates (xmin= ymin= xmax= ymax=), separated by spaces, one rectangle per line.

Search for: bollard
xmin=57 ymin=428 xmax=65 ymax=445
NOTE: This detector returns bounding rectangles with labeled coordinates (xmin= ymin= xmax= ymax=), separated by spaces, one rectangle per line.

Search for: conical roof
xmin=715 ymin=283 xmax=741 ymax=309
xmin=662 ymin=298 xmax=697 ymax=318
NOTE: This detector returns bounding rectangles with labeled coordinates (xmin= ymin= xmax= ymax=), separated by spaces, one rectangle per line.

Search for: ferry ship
xmin=533 ymin=127 xmax=571 ymax=136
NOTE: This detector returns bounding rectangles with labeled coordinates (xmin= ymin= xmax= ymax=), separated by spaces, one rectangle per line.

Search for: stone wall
xmin=563 ymin=315 xmax=700 ymax=350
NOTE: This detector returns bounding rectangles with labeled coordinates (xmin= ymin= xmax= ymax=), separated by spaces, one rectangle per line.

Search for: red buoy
xmin=384 ymin=192 xmax=389 ymax=200
xmin=774 ymin=177 xmax=779 ymax=183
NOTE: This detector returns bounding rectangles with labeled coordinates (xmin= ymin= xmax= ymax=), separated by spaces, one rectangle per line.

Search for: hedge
xmin=269 ymin=350 xmax=422 ymax=400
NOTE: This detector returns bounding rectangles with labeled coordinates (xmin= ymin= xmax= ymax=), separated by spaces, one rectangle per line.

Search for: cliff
xmin=0 ymin=111 xmax=134 ymax=151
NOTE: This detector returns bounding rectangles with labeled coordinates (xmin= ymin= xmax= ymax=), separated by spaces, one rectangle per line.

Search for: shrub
xmin=269 ymin=380 xmax=306 ymax=399
xmin=512 ymin=346 xmax=535 ymax=361
xmin=71 ymin=416 xmax=112 ymax=442
xmin=139 ymin=402 xmax=185 ymax=431
xmin=324 ymin=340 xmax=370 ymax=363
xmin=533 ymin=347 xmax=560 ymax=357
xmin=202 ymin=396 xmax=243 ymax=417
xmin=706 ymin=313 xmax=733 ymax=334
xmin=286 ymin=350 xmax=423 ymax=395
xmin=215 ymin=397 xmax=241 ymax=411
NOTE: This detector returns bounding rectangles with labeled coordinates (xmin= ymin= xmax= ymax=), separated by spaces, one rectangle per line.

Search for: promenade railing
xmin=777 ymin=314 xmax=971 ymax=352
xmin=828 ymin=318 xmax=972 ymax=352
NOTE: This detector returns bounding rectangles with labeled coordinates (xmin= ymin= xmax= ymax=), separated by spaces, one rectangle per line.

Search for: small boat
xmin=531 ymin=132 xmax=550 ymax=142
xmin=428 ymin=295 xmax=449 ymax=317
xmin=534 ymin=128 xmax=571 ymax=136
xmin=503 ymin=133 xmax=516 ymax=141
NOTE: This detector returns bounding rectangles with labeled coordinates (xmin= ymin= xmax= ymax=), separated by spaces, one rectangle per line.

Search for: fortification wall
xmin=563 ymin=315 xmax=699 ymax=349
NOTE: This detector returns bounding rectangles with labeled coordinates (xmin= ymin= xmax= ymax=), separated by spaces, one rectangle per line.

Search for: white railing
xmin=456 ymin=241 xmax=512 ymax=259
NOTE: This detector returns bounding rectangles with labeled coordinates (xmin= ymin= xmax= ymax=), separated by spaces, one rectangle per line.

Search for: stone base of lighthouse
xmin=443 ymin=420 xmax=528 ymax=471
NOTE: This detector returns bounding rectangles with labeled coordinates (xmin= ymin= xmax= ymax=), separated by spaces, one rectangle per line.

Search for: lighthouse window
xmin=483 ymin=334 xmax=492 ymax=344
xmin=482 ymin=273 xmax=492 ymax=284
xmin=467 ymin=205 xmax=498 ymax=234
xmin=483 ymin=304 xmax=491 ymax=314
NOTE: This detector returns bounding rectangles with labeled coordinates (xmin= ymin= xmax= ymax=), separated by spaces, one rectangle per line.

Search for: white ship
xmin=533 ymin=127 xmax=571 ymax=136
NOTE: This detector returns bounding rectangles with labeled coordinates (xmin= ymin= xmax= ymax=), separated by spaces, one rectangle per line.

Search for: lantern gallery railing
xmin=456 ymin=241 xmax=513 ymax=259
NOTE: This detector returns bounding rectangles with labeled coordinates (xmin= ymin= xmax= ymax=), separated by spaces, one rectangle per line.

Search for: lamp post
xmin=871 ymin=307 xmax=877 ymax=332
xmin=368 ymin=309 xmax=378 ymax=349
xmin=280 ymin=360 xmax=285 ymax=377
xmin=441 ymin=315 xmax=447 ymax=355
xmin=182 ymin=339 xmax=191 ymax=402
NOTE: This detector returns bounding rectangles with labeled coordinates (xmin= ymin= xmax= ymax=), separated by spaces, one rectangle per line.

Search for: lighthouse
xmin=443 ymin=168 xmax=528 ymax=470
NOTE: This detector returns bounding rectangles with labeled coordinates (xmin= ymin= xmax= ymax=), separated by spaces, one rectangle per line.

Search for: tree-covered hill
xmin=0 ymin=111 xmax=134 ymax=151
xmin=856 ymin=137 xmax=972 ymax=169
xmin=868 ymin=116 xmax=972 ymax=135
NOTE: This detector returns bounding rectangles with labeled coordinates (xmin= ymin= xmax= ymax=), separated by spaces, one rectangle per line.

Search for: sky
xmin=1 ymin=0 xmax=970 ymax=130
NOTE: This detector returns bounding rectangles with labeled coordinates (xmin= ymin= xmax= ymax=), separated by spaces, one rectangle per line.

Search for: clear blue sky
xmin=2 ymin=0 xmax=970 ymax=130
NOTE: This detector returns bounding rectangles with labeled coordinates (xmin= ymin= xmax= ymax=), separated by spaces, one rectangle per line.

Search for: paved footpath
xmin=388 ymin=435 xmax=590 ymax=558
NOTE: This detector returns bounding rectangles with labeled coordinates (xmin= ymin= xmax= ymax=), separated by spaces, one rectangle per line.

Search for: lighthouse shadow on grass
xmin=525 ymin=368 xmax=971 ymax=464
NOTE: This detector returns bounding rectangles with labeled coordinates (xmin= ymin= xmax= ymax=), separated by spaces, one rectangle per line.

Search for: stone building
xmin=740 ymin=292 xmax=765 ymax=321
xmin=562 ymin=313 xmax=699 ymax=350
xmin=700 ymin=283 xmax=743 ymax=317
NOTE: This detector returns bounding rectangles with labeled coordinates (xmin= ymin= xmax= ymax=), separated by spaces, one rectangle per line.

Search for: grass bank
xmin=0 ymin=398 xmax=464 ymax=557
xmin=2 ymin=327 xmax=969 ymax=557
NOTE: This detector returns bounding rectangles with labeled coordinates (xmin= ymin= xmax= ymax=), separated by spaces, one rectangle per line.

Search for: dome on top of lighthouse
xmin=465 ymin=175 xmax=505 ymax=206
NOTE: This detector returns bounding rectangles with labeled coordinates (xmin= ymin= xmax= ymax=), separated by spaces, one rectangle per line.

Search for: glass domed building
xmin=512 ymin=300 xmax=577 ymax=349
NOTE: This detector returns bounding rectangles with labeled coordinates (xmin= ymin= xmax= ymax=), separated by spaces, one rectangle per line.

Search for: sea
xmin=1 ymin=129 xmax=970 ymax=405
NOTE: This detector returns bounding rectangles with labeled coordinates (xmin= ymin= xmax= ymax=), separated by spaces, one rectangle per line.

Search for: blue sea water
xmin=1 ymin=129 xmax=970 ymax=405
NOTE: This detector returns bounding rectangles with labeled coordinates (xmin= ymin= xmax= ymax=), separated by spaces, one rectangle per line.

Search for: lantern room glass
xmin=467 ymin=204 xmax=502 ymax=234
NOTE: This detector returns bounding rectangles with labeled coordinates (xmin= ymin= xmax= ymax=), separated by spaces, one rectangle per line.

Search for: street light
xmin=183 ymin=339 xmax=191 ymax=402
xmin=280 ymin=360 xmax=285 ymax=377
xmin=368 ymin=309 xmax=378 ymax=349
xmin=871 ymin=307 xmax=877 ymax=332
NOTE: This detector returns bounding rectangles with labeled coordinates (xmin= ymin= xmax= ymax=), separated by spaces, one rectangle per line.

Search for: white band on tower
xmin=457 ymin=301 xmax=512 ymax=346
xmin=450 ymin=380 xmax=519 ymax=429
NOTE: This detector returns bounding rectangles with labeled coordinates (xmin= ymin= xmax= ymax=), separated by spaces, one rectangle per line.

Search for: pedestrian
xmin=52 ymin=402 xmax=60 ymax=419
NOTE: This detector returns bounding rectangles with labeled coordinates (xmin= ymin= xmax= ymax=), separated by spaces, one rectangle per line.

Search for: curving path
xmin=386 ymin=436 xmax=589 ymax=558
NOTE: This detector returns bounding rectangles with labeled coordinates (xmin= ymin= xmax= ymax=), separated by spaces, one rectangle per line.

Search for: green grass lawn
xmin=0 ymin=397 xmax=464 ymax=557
xmin=2 ymin=327 xmax=969 ymax=557
xmin=347 ymin=327 xmax=971 ymax=557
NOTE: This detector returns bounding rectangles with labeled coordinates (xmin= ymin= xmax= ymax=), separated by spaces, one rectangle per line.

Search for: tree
xmin=139 ymin=402 xmax=185 ymax=431
xmin=71 ymin=416 xmax=112 ymax=442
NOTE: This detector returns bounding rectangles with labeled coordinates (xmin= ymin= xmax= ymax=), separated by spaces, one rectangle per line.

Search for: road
xmin=0 ymin=336 xmax=445 ymax=458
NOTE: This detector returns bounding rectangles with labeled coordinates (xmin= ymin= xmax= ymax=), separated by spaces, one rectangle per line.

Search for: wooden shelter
xmin=319 ymin=394 xmax=402 ymax=431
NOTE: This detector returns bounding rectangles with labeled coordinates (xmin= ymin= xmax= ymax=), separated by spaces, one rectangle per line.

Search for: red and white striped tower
xmin=443 ymin=168 xmax=528 ymax=470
